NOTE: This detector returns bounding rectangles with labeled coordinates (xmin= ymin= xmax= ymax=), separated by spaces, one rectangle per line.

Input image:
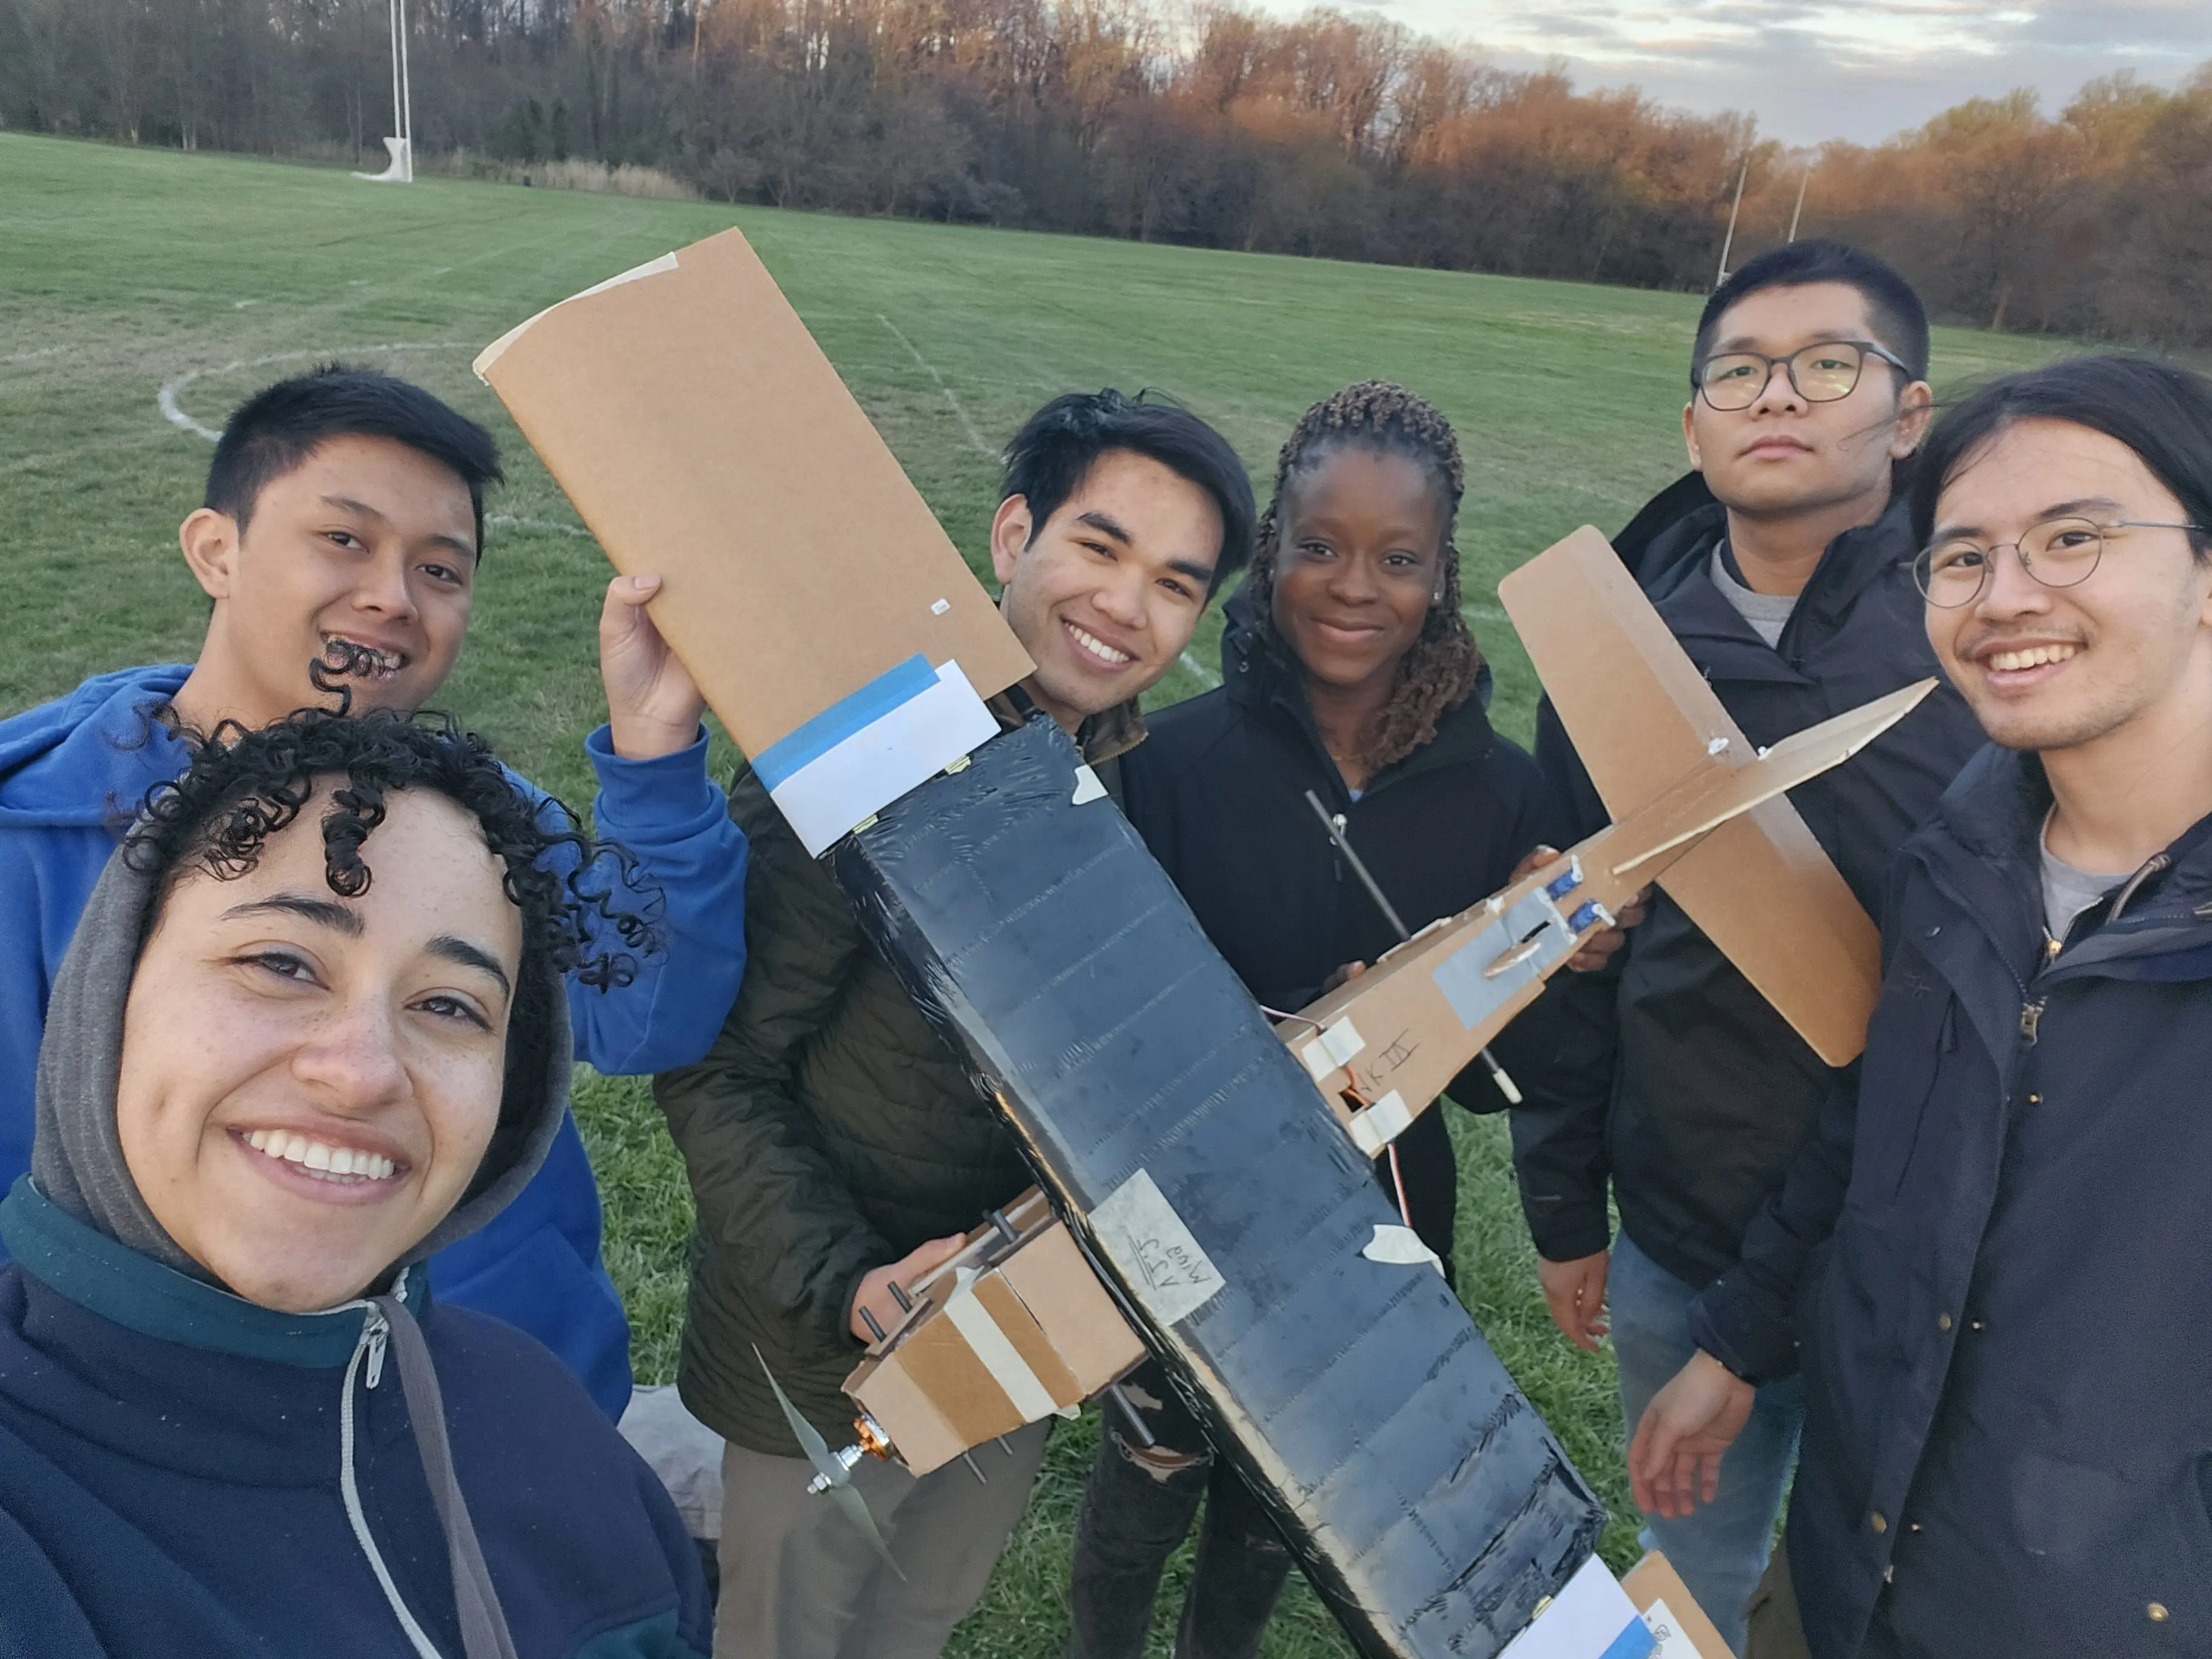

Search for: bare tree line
xmin=4 ymin=0 xmax=2208 ymax=346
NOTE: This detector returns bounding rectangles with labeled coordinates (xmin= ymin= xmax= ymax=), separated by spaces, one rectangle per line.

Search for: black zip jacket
xmin=1512 ymin=488 xmax=1985 ymax=1282
xmin=1694 ymin=746 xmax=2212 ymax=1658
xmin=1120 ymin=593 xmax=1581 ymax=1265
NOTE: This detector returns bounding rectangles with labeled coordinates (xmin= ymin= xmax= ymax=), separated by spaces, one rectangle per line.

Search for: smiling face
xmin=176 ymin=435 xmax=478 ymax=731
xmin=991 ymin=448 xmax=1224 ymax=731
xmin=1270 ymin=445 xmax=1448 ymax=697
xmin=1925 ymin=417 xmax=2212 ymax=755
xmin=1684 ymin=281 xmax=1930 ymax=521
xmin=115 ymin=784 xmax=521 ymax=1312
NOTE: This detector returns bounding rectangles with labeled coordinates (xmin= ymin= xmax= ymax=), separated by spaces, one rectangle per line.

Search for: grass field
xmin=0 ymin=133 xmax=2060 ymax=1657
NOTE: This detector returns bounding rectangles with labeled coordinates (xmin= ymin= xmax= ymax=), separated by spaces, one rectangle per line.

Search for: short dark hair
xmin=1695 ymin=241 xmax=1931 ymax=383
xmin=1000 ymin=390 xmax=1256 ymax=594
xmin=206 ymin=366 xmax=504 ymax=554
xmin=1909 ymin=355 xmax=2212 ymax=563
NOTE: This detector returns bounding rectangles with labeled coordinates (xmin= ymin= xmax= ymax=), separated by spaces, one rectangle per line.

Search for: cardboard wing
xmin=474 ymin=228 xmax=1034 ymax=853
xmin=1498 ymin=527 xmax=1890 ymax=1066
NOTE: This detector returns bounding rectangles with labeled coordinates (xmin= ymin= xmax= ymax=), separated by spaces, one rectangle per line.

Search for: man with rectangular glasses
xmin=1512 ymin=240 xmax=1986 ymax=1649
xmin=1631 ymin=352 xmax=2212 ymax=1657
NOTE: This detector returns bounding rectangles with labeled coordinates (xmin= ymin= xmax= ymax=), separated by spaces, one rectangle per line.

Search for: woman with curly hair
xmin=0 ymin=710 xmax=709 ymax=1659
xmin=1067 ymin=383 xmax=1571 ymax=1659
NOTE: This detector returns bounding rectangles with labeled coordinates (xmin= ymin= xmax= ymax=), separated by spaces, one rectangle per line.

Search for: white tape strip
xmin=768 ymin=662 xmax=999 ymax=856
xmin=1362 ymin=1224 xmax=1446 ymax=1276
xmin=1298 ymin=1017 xmax=1365 ymax=1082
xmin=1070 ymin=764 xmax=1108 ymax=805
xmin=1347 ymin=1090 xmax=1412 ymax=1156
xmin=941 ymin=1269 xmax=1061 ymax=1424
xmin=1498 ymin=1555 xmax=1652 ymax=1659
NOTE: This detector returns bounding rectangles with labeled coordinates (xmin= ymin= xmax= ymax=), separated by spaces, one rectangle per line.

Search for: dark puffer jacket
xmin=1694 ymin=746 xmax=2212 ymax=1658
xmin=1512 ymin=490 xmax=1985 ymax=1284
xmin=1118 ymin=593 xmax=1577 ymax=1266
xmin=655 ymin=705 xmax=1139 ymax=1453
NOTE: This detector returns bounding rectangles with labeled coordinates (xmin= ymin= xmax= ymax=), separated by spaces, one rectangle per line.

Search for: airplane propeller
xmin=753 ymin=1345 xmax=905 ymax=1580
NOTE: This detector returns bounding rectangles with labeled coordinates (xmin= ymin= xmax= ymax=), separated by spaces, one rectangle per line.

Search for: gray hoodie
xmin=27 ymin=831 xmax=574 ymax=1659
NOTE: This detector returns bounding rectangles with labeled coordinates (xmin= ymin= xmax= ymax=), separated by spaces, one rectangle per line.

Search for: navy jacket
xmin=0 ymin=665 xmax=753 ymax=1418
xmin=1120 ymin=595 xmax=1575 ymax=1264
xmin=1695 ymin=746 xmax=2212 ymax=1657
xmin=0 ymin=1179 xmax=710 ymax=1659
xmin=1512 ymin=492 xmax=1985 ymax=1282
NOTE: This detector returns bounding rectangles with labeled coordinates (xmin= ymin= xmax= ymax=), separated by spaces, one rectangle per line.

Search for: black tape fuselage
xmin=831 ymin=716 xmax=1604 ymax=1659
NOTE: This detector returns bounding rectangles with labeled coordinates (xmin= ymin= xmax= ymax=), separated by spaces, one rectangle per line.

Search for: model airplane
xmin=476 ymin=228 xmax=1927 ymax=1659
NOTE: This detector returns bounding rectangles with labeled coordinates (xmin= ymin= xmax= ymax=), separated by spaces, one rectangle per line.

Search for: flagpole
xmin=397 ymin=0 xmax=414 ymax=181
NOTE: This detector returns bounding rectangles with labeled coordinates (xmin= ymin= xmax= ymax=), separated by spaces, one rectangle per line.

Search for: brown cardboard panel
xmin=971 ymin=1274 xmax=1085 ymax=1404
xmin=474 ymin=227 xmax=1033 ymax=757
xmin=843 ymin=1201 xmax=1147 ymax=1475
xmin=1623 ymin=1554 xmax=1733 ymax=1659
xmin=1286 ymin=904 xmax=1561 ymax=1127
xmin=1601 ymin=680 xmax=1936 ymax=879
xmin=845 ymin=1358 xmax=969 ymax=1477
xmin=851 ymin=1314 xmax=1029 ymax=1469
xmin=1498 ymin=527 xmax=1886 ymax=1067
xmin=1499 ymin=527 xmax=1740 ymax=821
xmin=1661 ymin=805 xmax=1881 ymax=1064
xmin=996 ymin=1224 xmax=1148 ymax=1387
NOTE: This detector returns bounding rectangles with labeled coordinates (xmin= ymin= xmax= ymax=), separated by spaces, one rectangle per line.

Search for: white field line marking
xmin=157 ymin=342 xmax=478 ymax=441
xmin=877 ymin=313 xmax=994 ymax=458
xmin=2 ymin=346 xmax=70 ymax=364
xmin=1179 ymin=651 xmax=1221 ymax=688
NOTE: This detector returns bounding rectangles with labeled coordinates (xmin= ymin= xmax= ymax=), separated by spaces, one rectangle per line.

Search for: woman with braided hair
xmin=1067 ymin=383 xmax=1578 ymax=1659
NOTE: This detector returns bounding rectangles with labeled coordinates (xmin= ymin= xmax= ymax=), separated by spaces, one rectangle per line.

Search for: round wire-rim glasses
xmin=1691 ymin=340 xmax=1911 ymax=412
xmin=1912 ymin=516 xmax=2210 ymax=608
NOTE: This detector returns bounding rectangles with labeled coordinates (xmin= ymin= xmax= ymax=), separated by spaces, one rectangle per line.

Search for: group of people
xmin=0 ymin=233 xmax=2204 ymax=1659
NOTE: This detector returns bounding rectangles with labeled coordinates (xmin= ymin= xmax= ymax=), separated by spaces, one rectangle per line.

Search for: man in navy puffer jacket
xmin=1630 ymin=357 xmax=2212 ymax=1657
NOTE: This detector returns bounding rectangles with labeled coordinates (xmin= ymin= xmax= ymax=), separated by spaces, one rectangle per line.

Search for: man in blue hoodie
xmin=0 ymin=366 xmax=748 ymax=1421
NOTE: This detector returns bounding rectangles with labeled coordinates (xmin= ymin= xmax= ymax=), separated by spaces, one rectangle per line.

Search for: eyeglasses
xmin=1691 ymin=340 xmax=1910 ymax=412
xmin=1912 ymin=517 xmax=2209 ymax=609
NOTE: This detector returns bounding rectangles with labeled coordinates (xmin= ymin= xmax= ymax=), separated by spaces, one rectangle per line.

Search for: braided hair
xmin=1245 ymin=381 xmax=1483 ymax=774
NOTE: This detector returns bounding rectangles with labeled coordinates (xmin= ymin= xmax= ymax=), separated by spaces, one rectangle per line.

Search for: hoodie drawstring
xmin=370 ymin=1292 xmax=521 ymax=1659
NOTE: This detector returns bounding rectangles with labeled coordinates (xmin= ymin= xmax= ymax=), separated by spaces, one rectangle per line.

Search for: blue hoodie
xmin=0 ymin=665 xmax=749 ymax=1419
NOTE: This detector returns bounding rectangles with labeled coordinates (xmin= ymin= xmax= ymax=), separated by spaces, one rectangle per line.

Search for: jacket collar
xmin=987 ymin=685 xmax=1146 ymax=766
xmin=1919 ymin=743 xmax=2212 ymax=967
xmin=1638 ymin=494 xmax=1917 ymax=675
xmin=0 ymin=1176 xmax=417 ymax=1369
xmin=1219 ymin=588 xmax=1495 ymax=798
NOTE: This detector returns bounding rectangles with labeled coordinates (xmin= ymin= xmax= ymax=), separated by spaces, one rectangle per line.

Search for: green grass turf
xmin=0 ymin=132 xmax=2062 ymax=1655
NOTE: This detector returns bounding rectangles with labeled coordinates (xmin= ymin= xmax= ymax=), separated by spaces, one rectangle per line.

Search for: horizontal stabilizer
xmin=1606 ymin=679 xmax=1937 ymax=876
xmin=1500 ymin=527 xmax=1902 ymax=1067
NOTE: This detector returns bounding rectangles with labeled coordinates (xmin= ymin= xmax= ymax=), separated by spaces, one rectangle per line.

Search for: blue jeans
xmin=1610 ymin=1232 xmax=1802 ymax=1657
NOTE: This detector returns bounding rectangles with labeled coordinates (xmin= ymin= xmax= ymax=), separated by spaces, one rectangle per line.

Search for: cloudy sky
xmin=1247 ymin=1 xmax=2212 ymax=144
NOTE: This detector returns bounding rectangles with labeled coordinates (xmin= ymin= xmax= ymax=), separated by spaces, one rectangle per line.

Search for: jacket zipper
xmin=340 ymin=1302 xmax=445 ymax=1659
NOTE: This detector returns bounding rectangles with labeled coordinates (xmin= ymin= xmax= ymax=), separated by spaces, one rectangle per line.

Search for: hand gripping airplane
xmin=477 ymin=227 xmax=1932 ymax=1659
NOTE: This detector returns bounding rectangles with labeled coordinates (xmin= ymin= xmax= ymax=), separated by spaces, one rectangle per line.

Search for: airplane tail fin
xmin=1499 ymin=527 xmax=1900 ymax=1065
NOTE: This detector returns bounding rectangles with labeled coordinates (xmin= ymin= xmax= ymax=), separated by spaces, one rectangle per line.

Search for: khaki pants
xmin=713 ymin=1421 xmax=1051 ymax=1659
xmin=1744 ymin=1545 xmax=1812 ymax=1659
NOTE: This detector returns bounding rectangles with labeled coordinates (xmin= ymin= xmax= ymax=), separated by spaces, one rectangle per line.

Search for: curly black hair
xmin=1245 ymin=381 xmax=1483 ymax=774
xmin=125 ymin=707 xmax=657 ymax=994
